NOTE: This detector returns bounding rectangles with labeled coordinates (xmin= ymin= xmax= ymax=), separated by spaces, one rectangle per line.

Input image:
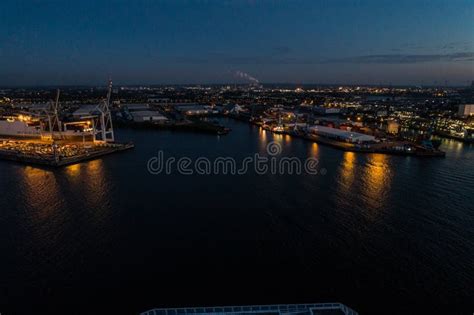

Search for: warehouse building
xmin=132 ymin=111 xmax=168 ymax=123
xmin=309 ymin=125 xmax=375 ymax=143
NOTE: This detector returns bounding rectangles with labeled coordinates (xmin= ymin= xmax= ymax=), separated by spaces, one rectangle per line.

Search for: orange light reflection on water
xmin=310 ymin=142 xmax=319 ymax=156
xmin=362 ymin=154 xmax=392 ymax=214
xmin=340 ymin=152 xmax=356 ymax=187
xmin=21 ymin=166 xmax=62 ymax=221
xmin=65 ymin=163 xmax=81 ymax=177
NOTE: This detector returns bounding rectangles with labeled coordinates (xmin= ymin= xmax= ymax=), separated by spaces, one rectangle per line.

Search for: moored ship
xmin=0 ymin=114 xmax=95 ymax=142
xmin=0 ymin=115 xmax=43 ymax=139
xmin=0 ymin=82 xmax=115 ymax=144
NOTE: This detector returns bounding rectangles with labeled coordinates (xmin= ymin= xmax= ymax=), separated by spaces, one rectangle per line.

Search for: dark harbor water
xmin=0 ymin=118 xmax=473 ymax=315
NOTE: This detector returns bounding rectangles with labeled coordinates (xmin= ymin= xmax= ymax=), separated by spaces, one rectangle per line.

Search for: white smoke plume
xmin=235 ymin=70 xmax=259 ymax=84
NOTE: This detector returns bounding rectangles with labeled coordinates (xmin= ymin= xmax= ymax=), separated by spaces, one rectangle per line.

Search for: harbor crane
xmin=86 ymin=79 xmax=115 ymax=143
xmin=37 ymin=89 xmax=64 ymax=141
xmin=48 ymin=89 xmax=63 ymax=140
xmin=75 ymin=79 xmax=115 ymax=144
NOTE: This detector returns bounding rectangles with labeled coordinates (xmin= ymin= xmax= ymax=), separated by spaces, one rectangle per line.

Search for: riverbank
xmin=294 ymin=132 xmax=445 ymax=157
xmin=226 ymin=114 xmax=445 ymax=157
xmin=434 ymin=131 xmax=474 ymax=144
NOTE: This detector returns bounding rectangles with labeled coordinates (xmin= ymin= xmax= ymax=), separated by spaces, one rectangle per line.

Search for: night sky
xmin=0 ymin=0 xmax=473 ymax=86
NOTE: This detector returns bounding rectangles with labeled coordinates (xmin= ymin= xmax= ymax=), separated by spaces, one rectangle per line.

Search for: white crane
xmin=41 ymin=89 xmax=63 ymax=140
xmin=93 ymin=79 xmax=115 ymax=143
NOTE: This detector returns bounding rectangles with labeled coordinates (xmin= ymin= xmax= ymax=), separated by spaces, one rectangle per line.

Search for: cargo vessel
xmin=0 ymin=114 xmax=96 ymax=141
xmin=0 ymin=115 xmax=43 ymax=139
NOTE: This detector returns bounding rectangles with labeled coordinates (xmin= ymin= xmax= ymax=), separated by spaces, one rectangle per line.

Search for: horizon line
xmin=1 ymin=82 xmax=472 ymax=89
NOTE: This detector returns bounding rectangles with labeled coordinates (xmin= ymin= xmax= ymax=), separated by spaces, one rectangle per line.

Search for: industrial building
xmin=176 ymin=104 xmax=216 ymax=116
xmin=313 ymin=106 xmax=341 ymax=115
xmin=119 ymin=104 xmax=169 ymax=123
xmin=124 ymin=103 xmax=151 ymax=111
xmin=309 ymin=125 xmax=376 ymax=143
xmin=72 ymin=105 xmax=101 ymax=118
xmin=132 ymin=110 xmax=168 ymax=122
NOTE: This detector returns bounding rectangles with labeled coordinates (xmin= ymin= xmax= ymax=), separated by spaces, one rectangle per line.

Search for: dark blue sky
xmin=1 ymin=0 xmax=473 ymax=86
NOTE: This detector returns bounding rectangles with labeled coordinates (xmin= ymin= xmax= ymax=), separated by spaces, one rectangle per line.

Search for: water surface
xmin=0 ymin=118 xmax=473 ymax=314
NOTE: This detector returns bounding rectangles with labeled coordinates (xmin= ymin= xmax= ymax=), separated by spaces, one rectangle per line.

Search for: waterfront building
xmin=387 ymin=120 xmax=400 ymax=134
xmin=132 ymin=110 xmax=168 ymax=122
xmin=308 ymin=125 xmax=376 ymax=143
xmin=458 ymin=104 xmax=474 ymax=117
xmin=72 ymin=105 xmax=103 ymax=118
xmin=176 ymin=104 xmax=215 ymax=116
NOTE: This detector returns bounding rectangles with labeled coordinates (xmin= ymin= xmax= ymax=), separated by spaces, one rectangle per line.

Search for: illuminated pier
xmin=0 ymin=139 xmax=134 ymax=167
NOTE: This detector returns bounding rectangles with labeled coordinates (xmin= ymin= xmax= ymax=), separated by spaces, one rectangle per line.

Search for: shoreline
xmin=226 ymin=114 xmax=446 ymax=157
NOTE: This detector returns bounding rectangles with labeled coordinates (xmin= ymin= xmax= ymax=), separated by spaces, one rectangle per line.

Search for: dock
xmin=0 ymin=139 xmax=134 ymax=167
xmin=240 ymin=116 xmax=446 ymax=157
xmin=434 ymin=131 xmax=474 ymax=143
xmin=294 ymin=132 xmax=445 ymax=156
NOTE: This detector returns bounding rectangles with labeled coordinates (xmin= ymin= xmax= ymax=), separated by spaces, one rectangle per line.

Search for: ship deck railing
xmin=141 ymin=303 xmax=358 ymax=315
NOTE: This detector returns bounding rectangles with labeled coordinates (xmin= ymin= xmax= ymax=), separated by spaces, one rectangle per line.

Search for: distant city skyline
xmin=1 ymin=0 xmax=473 ymax=86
